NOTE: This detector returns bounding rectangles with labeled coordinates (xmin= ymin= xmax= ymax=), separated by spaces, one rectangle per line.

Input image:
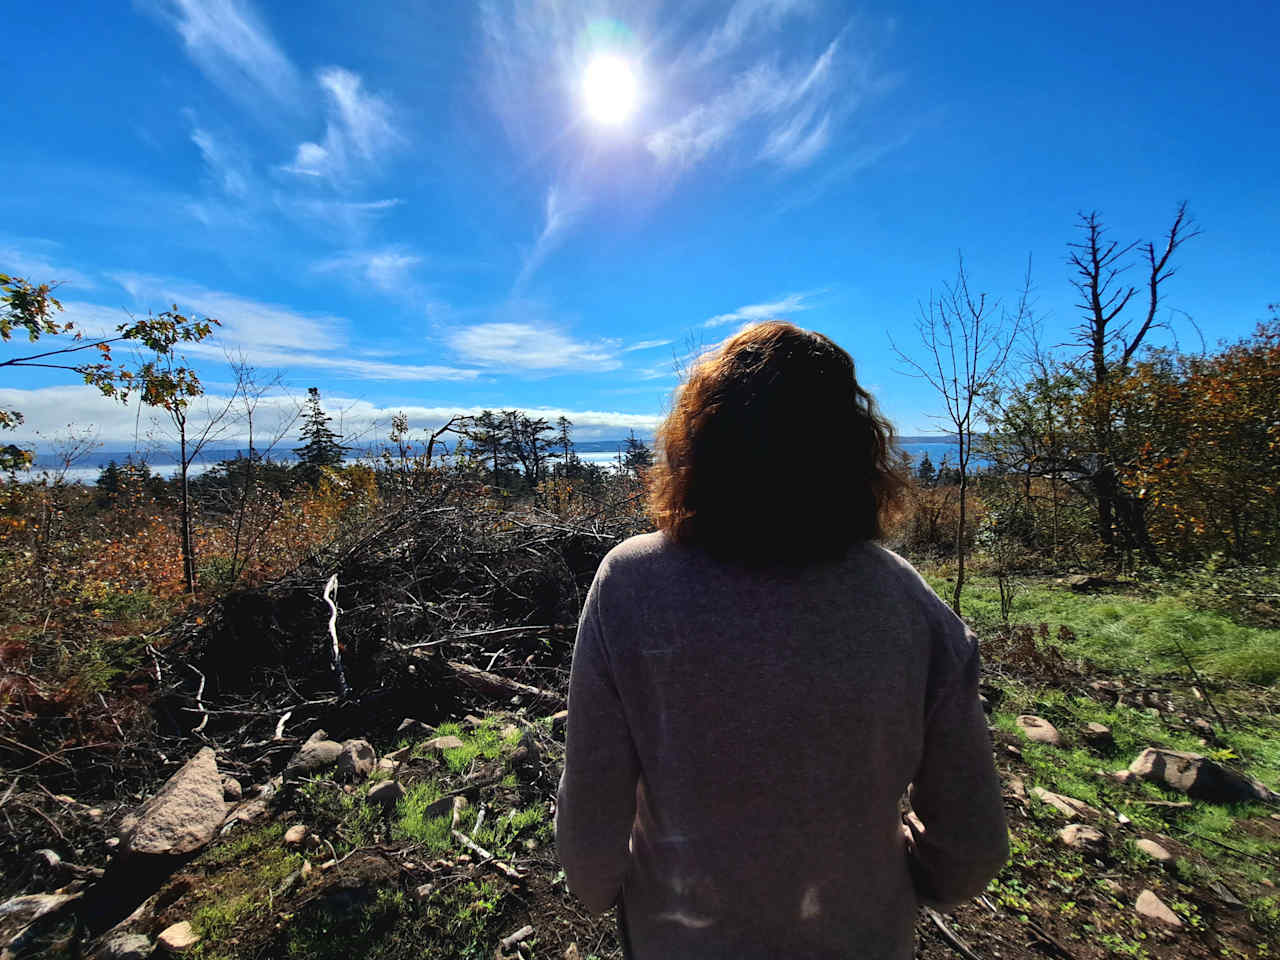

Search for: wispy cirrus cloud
xmin=704 ymin=291 xmax=817 ymax=327
xmin=282 ymin=68 xmax=403 ymax=184
xmin=647 ymin=33 xmax=841 ymax=173
xmin=312 ymin=248 xmax=422 ymax=293
xmin=679 ymin=0 xmax=814 ymax=71
xmin=622 ymin=339 xmax=673 ymax=353
xmin=514 ymin=185 xmax=585 ymax=291
xmin=140 ymin=0 xmax=302 ymax=112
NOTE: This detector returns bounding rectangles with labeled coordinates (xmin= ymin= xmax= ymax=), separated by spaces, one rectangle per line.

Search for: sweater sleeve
xmin=555 ymin=567 xmax=641 ymax=915
xmin=906 ymin=626 xmax=1009 ymax=911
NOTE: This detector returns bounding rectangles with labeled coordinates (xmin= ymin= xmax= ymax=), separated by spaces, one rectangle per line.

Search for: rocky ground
xmin=1 ymin=504 xmax=1277 ymax=959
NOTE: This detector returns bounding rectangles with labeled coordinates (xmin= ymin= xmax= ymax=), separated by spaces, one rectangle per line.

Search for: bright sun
xmin=582 ymin=53 xmax=638 ymax=128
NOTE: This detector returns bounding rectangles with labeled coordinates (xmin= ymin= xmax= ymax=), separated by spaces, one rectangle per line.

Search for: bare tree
xmin=893 ymin=255 xmax=1029 ymax=614
xmin=1067 ymin=203 xmax=1198 ymax=558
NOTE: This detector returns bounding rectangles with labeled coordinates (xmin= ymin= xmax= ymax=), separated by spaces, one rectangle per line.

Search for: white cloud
xmin=282 ymin=68 xmax=402 ymax=184
xmin=704 ymin=291 xmax=817 ymax=327
xmin=447 ymin=317 xmax=620 ymax=374
xmin=0 ymin=384 xmax=660 ymax=450
xmin=514 ymin=185 xmax=584 ymax=291
xmin=142 ymin=0 xmax=301 ymax=111
xmin=98 ymin=276 xmax=476 ymax=382
xmin=0 ymin=244 xmax=95 ymax=290
xmin=312 ymin=248 xmax=422 ymax=293
xmin=622 ymin=339 xmax=673 ymax=352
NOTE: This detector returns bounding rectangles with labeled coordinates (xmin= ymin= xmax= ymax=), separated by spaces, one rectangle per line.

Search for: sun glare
xmin=582 ymin=53 xmax=638 ymax=128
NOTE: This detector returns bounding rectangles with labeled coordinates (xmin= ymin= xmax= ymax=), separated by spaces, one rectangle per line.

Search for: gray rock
xmin=1135 ymin=838 xmax=1173 ymax=863
xmin=1082 ymin=723 xmax=1114 ymax=750
xmin=221 ymin=776 xmax=243 ymax=802
xmin=285 ymin=731 xmax=343 ymax=776
xmin=1016 ymin=715 xmax=1063 ymax=746
xmin=1127 ymin=747 xmax=1273 ymax=803
xmin=423 ymin=735 xmax=465 ymax=752
xmin=336 ymin=739 xmax=376 ymax=782
xmin=1059 ymin=823 xmax=1107 ymax=855
xmin=549 ymin=710 xmax=569 ymax=737
xmin=157 ymin=920 xmax=200 ymax=952
xmin=1135 ymin=889 xmax=1182 ymax=928
xmin=98 ymin=932 xmax=154 ymax=959
xmin=396 ymin=718 xmax=433 ymax=737
xmin=367 ymin=780 xmax=405 ymax=811
xmin=121 ymin=747 xmax=227 ymax=856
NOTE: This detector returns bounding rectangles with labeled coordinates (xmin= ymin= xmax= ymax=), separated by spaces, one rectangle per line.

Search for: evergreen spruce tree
xmin=294 ymin=387 xmax=348 ymax=484
xmin=917 ymin=451 xmax=936 ymax=486
xmin=622 ymin=430 xmax=654 ymax=476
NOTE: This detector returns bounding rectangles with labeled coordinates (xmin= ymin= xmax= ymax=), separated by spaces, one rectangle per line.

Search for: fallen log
xmin=429 ymin=657 xmax=564 ymax=709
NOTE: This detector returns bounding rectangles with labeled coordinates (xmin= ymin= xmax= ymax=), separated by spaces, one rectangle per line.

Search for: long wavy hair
xmin=648 ymin=321 xmax=905 ymax=566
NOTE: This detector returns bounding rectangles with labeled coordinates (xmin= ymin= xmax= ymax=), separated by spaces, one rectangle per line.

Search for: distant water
xmin=22 ymin=437 xmax=973 ymax=485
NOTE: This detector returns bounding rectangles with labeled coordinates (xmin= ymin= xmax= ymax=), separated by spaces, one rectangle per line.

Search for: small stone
xmin=319 ymin=859 xmax=337 ymax=872
xmin=550 ymin=710 xmax=569 ymax=737
xmin=99 ymin=932 xmax=154 ymax=959
xmin=1101 ymin=878 xmax=1123 ymax=894
xmin=457 ymin=853 xmax=472 ymax=864
xmin=1033 ymin=787 xmax=1101 ymax=820
xmin=87 ymin=807 xmax=104 ymax=820
xmin=1109 ymin=769 xmax=1135 ymax=784
xmin=563 ymin=944 xmax=581 ymax=960
xmin=1059 ymin=823 xmax=1107 ymax=855
xmin=413 ymin=882 xmax=435 ymax=902
xmin=377 ymin=757 xmax=400 ymax=773
xmin=396 ymin=718 xmax=433 ymax=737
xmin=286 ymin=731 xmax=343 ymax=776
xmin=300 ymin=859 xmax=313 ymax=880
xmin=157 ymin=920 xmax=201 ymax=952
xmin=105 ymin=836 xmax=120 ymax=848
xmin=1189 ymin=718 xmax=1215 ymax=737
xmin=1016 ymin=715 xmax=1063 ymax=746
xmin=336 ymin=739 xmax=377 ymax=782
xmin=424 ymin=735 xmax=466 ymax=752
xmin=220 ymin=776 xmax=243 ymax=802
xmin=1135 ymin=838 xmax=1173 ymax=863
xmin=368 ymin=780 xmax=405 ymax=811
xmin=284 ymin=824 xmax=308 ymax=845
xmin=462 ymin=715 xmax=484 ymax=728
xmin=1006 ymin=777 xmax=1028 ymax=803
xmin=1081 ymin=723 xmax=1114 ymax=749
xmin=1005 ymin=744 xmax=1022 ymax=758
xmin=384 ymin=746 xmax=412 ymax=763
xmin=1135 ymin=889 xmax=1182 ymax=928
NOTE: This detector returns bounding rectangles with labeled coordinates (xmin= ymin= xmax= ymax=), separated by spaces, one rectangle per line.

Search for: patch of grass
xmin=931 ymin=573 xmax=1280 ymax=684
xmin=395 ymin=781 xmax=453 ymax=852
xmin=421 ymin=718 xmax=523 ymax=775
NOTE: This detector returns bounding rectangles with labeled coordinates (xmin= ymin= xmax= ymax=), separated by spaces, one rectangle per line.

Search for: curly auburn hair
xmin=648 ymin=321 xmax=905 ymax=566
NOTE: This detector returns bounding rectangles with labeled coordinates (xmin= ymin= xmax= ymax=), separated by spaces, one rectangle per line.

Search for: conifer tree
xmin=294 ymin=387 xmax=347 ymax=484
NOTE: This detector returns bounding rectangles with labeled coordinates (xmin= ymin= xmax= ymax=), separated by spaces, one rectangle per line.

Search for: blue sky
xmin=3 ymin=0 xmax=1277 ymax=451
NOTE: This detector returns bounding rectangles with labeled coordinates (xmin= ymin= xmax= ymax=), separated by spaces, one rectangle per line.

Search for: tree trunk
xmin=179 ymin=439 xmax=196 ymax=596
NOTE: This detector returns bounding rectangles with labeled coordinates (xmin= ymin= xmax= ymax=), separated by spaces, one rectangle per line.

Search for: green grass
xmin=929 ymin=573 xmax=1280 ymax=684
xmin=424 ymin=719 xmax=524 ymax=774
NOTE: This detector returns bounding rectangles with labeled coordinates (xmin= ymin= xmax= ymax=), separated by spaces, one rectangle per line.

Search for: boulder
xmin=1059 ymin=823 xmax=1107 ymax=855
xmin=1016 ymin=715 xmax=1063 ymax=746
xmin=1135 ymin=838 xmax=1173 ymax=863
xmin=368 ymin=780 xmax=405 ymax=812
xmin=1081 ymin=723 xmax=1114 ymax=750
xmin=285 ymin=731 xmax=343 ymax=776
xmin=336 ymin=739 xmax=376 ymax=782
xmin=1127 ymin=748 xmax=1273 ymax=803
xmin=1135 ymin=889 xmax=1182 ymax=929
xmin=121 ymin=747 xmax=227 ymax=856
xmin=157 ymin=920 xmax=200 ymax=952
xmin=97 ymin=932 xmax=154 ymax=959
